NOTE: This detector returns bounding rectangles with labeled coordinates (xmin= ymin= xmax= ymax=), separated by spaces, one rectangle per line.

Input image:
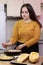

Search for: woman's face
xmin=21 ymin=7 xmax=30 ymax=20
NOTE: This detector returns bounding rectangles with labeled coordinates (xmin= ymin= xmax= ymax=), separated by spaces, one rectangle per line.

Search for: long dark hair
xmin=20 ymin=3 xmax=42 ymax=28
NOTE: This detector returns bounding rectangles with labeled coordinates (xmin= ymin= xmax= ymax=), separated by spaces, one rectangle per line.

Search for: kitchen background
xmin=0 ymin=0 xmax=43 ymax=55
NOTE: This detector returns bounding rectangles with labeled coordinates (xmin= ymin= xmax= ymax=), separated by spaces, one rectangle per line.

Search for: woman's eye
xmin=22 ymin=11 xmax=28 ymax=13
xmin=25 ymin=11 xmax=28 ymax=13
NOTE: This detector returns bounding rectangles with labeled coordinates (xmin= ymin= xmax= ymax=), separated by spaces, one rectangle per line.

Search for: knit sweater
xmin=10 ymin=20 xmax=41 ymax=47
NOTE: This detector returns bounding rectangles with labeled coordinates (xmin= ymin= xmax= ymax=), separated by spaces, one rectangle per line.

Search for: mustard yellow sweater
xmin=10 ymin=20 xmax=41 ymax=47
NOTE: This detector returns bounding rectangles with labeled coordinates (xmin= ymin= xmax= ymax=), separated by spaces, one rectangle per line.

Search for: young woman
xmin=2 ymin=3 xmax=42 ymax=53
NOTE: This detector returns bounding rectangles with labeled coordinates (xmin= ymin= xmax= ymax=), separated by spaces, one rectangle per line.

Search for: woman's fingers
xmin=2 ymin=43 xmax=7 ymax=48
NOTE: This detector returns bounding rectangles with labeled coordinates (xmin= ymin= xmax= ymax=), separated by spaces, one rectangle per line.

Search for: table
xmin=0 ymin=56 xmax=43 ymax=65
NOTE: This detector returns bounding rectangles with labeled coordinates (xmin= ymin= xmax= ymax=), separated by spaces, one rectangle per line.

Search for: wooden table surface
xmin=0 ymin=56 xmax=43 ymax=65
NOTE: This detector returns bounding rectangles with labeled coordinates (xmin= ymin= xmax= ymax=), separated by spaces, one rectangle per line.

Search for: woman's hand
xmin=16 ymin=44 xmax=26 ymax=50
xmin=2 ymin=42 xmax=12 ymax=48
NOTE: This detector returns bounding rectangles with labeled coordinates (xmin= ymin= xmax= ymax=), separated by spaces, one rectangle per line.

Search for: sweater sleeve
xmin=10 ymin=22 xmax=18 ymax=44
xmin=25 ymin=23 xmax=41 ymax=47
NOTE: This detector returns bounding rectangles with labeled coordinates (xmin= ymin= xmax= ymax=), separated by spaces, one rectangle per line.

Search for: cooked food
xmin=29 ymin=52 xmax=39 ymax=63
xmin=5 ymin=50 xmax=21 ymax=52
xmin=0 ymin=54 xmax=13 ymax=60
xmin=16 ymin=53 xmax=29 ymax=63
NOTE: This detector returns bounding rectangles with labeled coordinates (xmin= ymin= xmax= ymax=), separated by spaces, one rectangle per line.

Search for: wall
xmin=6 ymin=19 xmax=16 ymax=41
xmin=38 ymin=5 xmax=43 ymax=40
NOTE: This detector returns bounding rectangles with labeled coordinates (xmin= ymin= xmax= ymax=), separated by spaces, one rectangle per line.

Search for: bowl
xmin=4 ymin=50 xmax=21 ymax=56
